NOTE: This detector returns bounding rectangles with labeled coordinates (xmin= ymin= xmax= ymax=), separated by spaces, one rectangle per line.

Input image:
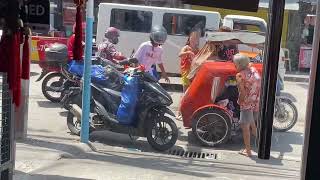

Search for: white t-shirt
xmin=133 ymin=41 xmax=163 ymax=73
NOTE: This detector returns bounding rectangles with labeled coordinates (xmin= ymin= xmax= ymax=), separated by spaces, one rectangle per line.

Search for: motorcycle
xmin=37 ymin=43 xmax=100 ymax=103
xmin=272 ymin=76 xmax=298 ymax=132
xmin=36 ymin=43 xmax=69 ymax=103
xmin=66 ymin=59 xmax=178 ymax=151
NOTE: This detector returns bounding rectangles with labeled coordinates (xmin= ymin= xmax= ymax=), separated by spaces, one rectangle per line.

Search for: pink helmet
xmin=105 ymin=27 xmax=120 ymax=39
xmin=72 ymin=22 xmax=86 ymax=33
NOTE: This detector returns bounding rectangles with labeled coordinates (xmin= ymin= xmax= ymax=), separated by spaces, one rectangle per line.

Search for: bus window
xmin=163 ymin=13 xmax=206 ymax=36
xmin=110 ymin=9 xmax=153 ymax=33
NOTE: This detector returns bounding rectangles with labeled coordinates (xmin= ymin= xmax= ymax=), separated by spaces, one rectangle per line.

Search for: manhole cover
xmin=167 ymin=149 xmax=218 ymax=160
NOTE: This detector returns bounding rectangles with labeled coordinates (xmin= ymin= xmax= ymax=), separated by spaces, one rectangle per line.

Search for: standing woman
xmin=176 ymin=30 xmax=200 ymax=120
xmin=233 ymin=54 xmax=261 ymax=157
xmin=179 ymin=30 xmax=200 ymax=92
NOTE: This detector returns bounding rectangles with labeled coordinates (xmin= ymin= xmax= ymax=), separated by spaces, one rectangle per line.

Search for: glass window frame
xmin=162 ymin=13 xmax=206 ymax=37
xmin=110 ymin=8 xmax=153 ymax=33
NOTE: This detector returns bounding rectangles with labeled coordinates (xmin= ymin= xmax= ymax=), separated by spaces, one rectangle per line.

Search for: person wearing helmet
xmin=134 ymin=25 xmax=170 ymax=82
xmin=67 ymin=22 xmax=86 ymax=61
xmin=97 ymin=27 xmax=126 ymax=62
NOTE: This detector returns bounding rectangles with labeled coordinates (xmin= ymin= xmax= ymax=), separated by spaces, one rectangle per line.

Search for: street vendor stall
xmin=299 ymin=14 xmax=316 ymax=70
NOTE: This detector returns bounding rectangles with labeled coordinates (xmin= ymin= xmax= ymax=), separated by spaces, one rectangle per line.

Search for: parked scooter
xmin=36 ymin=43 xmax=69 ymax=103
xmin=272 ymin=75 xmax=298 ymax=132
xmin=66 ymin=59 xmax=178 ymax=151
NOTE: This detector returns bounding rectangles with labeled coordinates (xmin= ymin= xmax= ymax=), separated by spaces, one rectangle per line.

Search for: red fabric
xmin=12 ymin=32 xmax=21 ymax=106
xmin=1 ymin=33 xmax=21 ymax=106
xmin=67 ymin=34 xmax=75 ymax=61
xmin=0 ymin=33 xmax=22 ymax=106
xmin=22 ymin=34 xmax=30 ymax=79
xmin=73 ymin=5 xmax=83 ymax=61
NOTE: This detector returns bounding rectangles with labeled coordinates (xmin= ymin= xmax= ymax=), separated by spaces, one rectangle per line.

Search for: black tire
xmin=192 ymin=108 xmax=231 ymax=147
xmin=273 ymin=98 xmax=298 ymax=132
xmin=146 ymin=114 xmax=178 ymax=152
xmin=42 ymin=73 xmax=65 ymax=103
xmin=67 ymin=111 xmax=93 ymax=136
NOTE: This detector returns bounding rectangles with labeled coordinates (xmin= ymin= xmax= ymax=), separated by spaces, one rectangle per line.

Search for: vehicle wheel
xmin=67 ymin=111 xmax=93 ymax=136
xmin=192 ymin=108 xmax=231 ymax=147
xmin=146 ymin=115 xmax=178 ymax=151
xmin=41 ymin=73 xmax=65 ymax=103
xmin=273 ymin=98 xmax=298 ymax=132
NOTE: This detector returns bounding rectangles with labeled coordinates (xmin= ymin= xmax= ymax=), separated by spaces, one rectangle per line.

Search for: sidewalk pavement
xmin=15 ymin=136 xmax=300 ymax=180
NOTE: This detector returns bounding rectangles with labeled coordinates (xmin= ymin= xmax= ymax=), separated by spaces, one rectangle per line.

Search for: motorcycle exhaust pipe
xmin=69 ymin=104 xmax=82 ymax=120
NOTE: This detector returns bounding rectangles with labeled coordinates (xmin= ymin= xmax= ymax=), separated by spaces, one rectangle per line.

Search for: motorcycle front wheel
xmin=273 ymin=98 xmax=298 ymax=132
xmin=41 ymin=72 xmax=65 ymax=103
xmin=146 ymin=114 xmax=178 ymax=152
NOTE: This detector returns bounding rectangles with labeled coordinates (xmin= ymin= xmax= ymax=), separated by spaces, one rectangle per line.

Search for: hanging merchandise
xmin=22 ymin=30 xmax=31 ymax=80
xmin=73 ymin=0 xmax=84 ymax=61
xmin=0 ymin=32 xmax=22 ymax=106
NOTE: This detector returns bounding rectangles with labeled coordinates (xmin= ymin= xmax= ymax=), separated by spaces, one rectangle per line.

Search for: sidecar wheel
xmin=192 ymin=108 xmax=231 ymax=147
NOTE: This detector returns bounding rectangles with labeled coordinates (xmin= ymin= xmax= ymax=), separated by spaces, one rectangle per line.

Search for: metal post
xmin=258 ymin=0 xmax=285 ymax=159
xmin=80 ymin=0 xmax=94 ymax=143
xmin=301 ymin=1 xmax=320 ymax=179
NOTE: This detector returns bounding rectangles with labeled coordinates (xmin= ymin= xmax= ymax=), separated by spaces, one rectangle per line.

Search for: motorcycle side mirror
xmin=130 ymin=49 xmax=135 ymax=58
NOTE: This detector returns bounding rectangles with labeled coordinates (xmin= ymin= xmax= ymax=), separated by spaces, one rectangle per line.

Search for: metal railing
xmin=0 ymin=73 xmax=14 ymax=180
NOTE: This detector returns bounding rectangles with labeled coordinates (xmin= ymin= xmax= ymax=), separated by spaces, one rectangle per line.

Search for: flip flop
xmin=238 ymin=149 xmax=252 ymax=157
xmin=176 ymin=115 xmax=183 ymax=121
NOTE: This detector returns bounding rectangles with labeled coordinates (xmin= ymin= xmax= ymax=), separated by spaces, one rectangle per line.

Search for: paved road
xmin=27 ymin=64 xmax=308 ymax=161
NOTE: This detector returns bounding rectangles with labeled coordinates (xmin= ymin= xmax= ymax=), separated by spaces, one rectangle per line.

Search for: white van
xmin=96 ymin=3 xmax=221 ymax=75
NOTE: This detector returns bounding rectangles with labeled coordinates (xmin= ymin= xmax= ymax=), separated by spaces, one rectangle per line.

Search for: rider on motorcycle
xmin=133 ymin=25 xmax=170 ymax=82
xmin=97 ymin=27 xmax=127 ymax=63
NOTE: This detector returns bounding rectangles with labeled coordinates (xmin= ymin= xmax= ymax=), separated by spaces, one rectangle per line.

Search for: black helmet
xmin=150 ymin=25 xmax=167 ymax=45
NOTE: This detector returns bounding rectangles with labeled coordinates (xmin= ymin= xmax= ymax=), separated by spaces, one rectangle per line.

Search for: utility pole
xmin=80 ymin=0 xmax=94 ymax=143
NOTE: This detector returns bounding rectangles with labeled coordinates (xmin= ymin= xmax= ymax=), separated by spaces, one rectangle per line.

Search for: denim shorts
xmin=240 ymin=110 xmax=259 ymax=125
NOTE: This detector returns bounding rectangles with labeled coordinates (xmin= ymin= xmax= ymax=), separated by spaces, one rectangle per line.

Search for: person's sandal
xmin=238 ymin=149 xmax=252 ymax=157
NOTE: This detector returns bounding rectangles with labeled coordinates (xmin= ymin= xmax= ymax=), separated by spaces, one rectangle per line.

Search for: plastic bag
xmin=116 ymin=75 xmax=140 ymax=125
xmin=68 ymin=60 xmax=107 ymax=84
xmin=68 ymin=60 xmax=84 ymax=77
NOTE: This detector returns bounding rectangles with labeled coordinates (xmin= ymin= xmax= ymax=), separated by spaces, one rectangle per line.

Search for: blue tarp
xmin=116 ymin=75 xmax=140 ymax=125
xmin=68 ymin=60 xmax=106 ymax=84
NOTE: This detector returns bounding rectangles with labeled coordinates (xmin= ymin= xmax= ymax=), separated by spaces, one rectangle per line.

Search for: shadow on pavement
xmin=59 ymin=111 xmax=69 ymax=117
xmin=30 ymin=72 xmax=40 ymax=77
xmin=18 ymin=135 xmax=298 ymax=179
xmin=37 ymin=100 xmax=61 ymax=108
xmin=14 ymin=170 xmax=94 ymax=180
xmin=297 ymin=83 xmax=309 ymax=90
xmin=280 ymin=92 xmax=297 ymax=102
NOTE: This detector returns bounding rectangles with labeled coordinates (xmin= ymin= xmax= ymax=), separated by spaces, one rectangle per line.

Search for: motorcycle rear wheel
xmin=41 ymin=72 xmax=65 ymax=103
xmin=67 ymin=111 xmax=93 ymax=136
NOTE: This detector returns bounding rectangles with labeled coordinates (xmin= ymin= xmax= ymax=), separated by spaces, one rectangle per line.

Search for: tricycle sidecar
xmin=181 ymin=31 xmax=264 ymax=147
